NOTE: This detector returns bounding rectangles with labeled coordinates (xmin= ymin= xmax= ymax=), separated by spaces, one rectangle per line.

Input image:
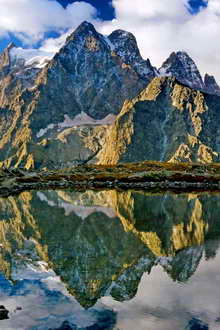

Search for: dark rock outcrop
xmin=204 ymin=73 xmax=220 ymax=96
xmin=0 ymin=305 xmax=9 ymax=320
xmin=159 ymin=51 xmax=204 ymax=90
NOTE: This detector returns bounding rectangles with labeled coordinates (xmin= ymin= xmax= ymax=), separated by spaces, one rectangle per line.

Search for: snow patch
xmin=104 ymin=36 xmax=115 ymax=51
xmin=158 ymin=66 xmax=172 ymax=77
xmin=10 ymin=47 xmax=55 ymax=69
xmin=60 ymin=202 xmax=116 ymax=219
xmin=59 ymin=113 xmax=116 ymax=128
xmin=37 ymin=192 xmax=56 ymax=206
xmin=37 ymin=124 xmax=55 ymax=138
xmin=36 ymin=112 xmax=116 ymax=138
xmin=12 ymin=260 xmax=57 ymax=281
xmin=36 ymin=192 xmax=116 ymax=219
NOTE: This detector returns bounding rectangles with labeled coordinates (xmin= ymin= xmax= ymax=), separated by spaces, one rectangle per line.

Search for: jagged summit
xmin=108 ymin=29 xmax=141 ymax=58
xmin=108 ymin=29 xmax=143 ymax=65
xmin=0 ymin=42 xmax=17 ymax=78
xmin=108 ymin=29 xmax=156 ymax=80
xmin=66 ymin=21 xmax=99 ymax=41
xmin=204 ymin=73 xmax=220 ymax=96
xmin=159 ymin=51 xmax=204 ymax=90
xmin=64 ymin=20 xmax=112 ymax=52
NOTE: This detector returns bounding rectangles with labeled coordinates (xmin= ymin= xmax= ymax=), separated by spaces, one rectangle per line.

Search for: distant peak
xmin=65 ymin=21 xmax=100 ymax=45
xmin=72 ymin=21 xmax=97 ymax=36
xmin=204 ymin=73 xmax=220 ymax=95
xmin=109 ymin=29 xmax=135 ymax=40
xmin=165 ymin=51 xmax=193 ymax=63
xmin=204 ymin=73 xmax=216 ymax=83
xmin=159 ymin=50 xmax=204 ymax=90
xmin=176 ymin=51 xmax=189 ymax=57
xmin=108 ymin=29 xmax=139 ymax=57
xmin=108 ymin=28 xmax=155 ymax=80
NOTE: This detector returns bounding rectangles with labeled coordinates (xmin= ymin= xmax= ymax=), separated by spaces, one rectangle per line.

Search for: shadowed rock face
xmin=0 ymin=189 xmax=220 ymax=307
xmin=204 ymin=73 xmax=220 ymax=96
xmin=108 ymin=29 xmax=156 ymax=80
xmin=159 ymin=51 xmax=204 ymax=91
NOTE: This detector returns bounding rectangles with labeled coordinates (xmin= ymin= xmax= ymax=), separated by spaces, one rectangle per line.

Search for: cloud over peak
xmin=0 ymin=0 xmax=97 ymax=43
xmin=99 ymin=0 xmax=220 ymax=82
xmin=1 ymin=0 xmax=220 ymax=83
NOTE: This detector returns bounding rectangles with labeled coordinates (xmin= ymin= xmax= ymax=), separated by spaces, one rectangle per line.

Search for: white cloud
xmin=40 ymin=30 xmax=72 ymax=53
xmin=1 ymin=0 xmax=220 ymax=83
xmin=98 ymin=0 xmax=220 ymax=83
xmin=0 ymin=0 xmax=97 ymax=44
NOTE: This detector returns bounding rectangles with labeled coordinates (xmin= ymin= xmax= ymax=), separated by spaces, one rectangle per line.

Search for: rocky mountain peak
xmin=55 ymin=21 xmax=114 ymax=64
xmin=204 ymin=73 xmax=220 ymax=96
xmin=108 ymin=29 xmax=156 ymax=80
xmin=159 ymin=51 xmax=204 ymax=90
xmin=0 ymin=43 xmax=16 ymax=78
xmin=108 ymin=29 xmax=141 ymax=61
xmin=65 ymin=21 xmax=103 ymax=46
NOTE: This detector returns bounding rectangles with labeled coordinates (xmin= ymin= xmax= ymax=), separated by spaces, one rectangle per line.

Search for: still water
xmin=0 ymin=189 xmax=220 ymax=329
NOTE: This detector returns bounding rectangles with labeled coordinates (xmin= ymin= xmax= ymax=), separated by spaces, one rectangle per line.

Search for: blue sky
xmin=0 ymin=0 xmax=220 ymax=82
xmin=57 ymin=0 xmax=115 ymax=20
xmin=0 ymin=0 xmax=207 ymax=52
xmin=56 ymin=0 xmax=206 ymax=18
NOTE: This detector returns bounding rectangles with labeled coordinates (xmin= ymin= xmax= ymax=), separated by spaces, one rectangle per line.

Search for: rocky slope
xmin=0 ymin=22 xmax=157 ymax=169
xmin=0 ymin=22 xmax=220 ymax=168
xmin=98 ymin=76 xmax=220 ymax=164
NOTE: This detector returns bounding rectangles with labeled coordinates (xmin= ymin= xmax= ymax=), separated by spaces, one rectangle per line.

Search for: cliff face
xmin=0 ymin=22 xmax=220 ymax=168
xmin=98 ymin=76 xmax=220 ymax=164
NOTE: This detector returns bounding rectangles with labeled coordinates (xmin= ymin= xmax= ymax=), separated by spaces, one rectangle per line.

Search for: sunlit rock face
xmin=99 ymin=76 xmax=220 ymax=164
xmin=0 ymin=189 xmax=220 ymax=310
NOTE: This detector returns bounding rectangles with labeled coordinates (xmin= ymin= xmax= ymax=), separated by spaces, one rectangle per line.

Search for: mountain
xmin=159 ymin=51 xmax=204 ymax=91
xmin=159 ymin=51 xmax=220 ymax=95
xmin=98 ymin=76 xmax=220 ymax=164
xmin=108 ymin=29 xmax=156 ymax=80
xmin=0 ymin=21 xmax=220 ymax=168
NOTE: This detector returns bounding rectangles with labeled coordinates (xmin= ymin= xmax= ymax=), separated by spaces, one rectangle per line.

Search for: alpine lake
xmin=0 ymin=188 xmax=220 ymax=330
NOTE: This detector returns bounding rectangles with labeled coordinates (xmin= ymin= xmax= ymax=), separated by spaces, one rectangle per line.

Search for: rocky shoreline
xmin=1 ymin=161 xmax=220 ymax=196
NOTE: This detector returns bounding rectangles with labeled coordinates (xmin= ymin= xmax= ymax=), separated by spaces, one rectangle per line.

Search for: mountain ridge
xmin=0 ymin=21 xmax=220 ymax=168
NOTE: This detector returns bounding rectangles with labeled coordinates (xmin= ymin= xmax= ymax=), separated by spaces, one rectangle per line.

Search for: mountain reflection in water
xmin=0 ymin=190 xmax=220 ymax=329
